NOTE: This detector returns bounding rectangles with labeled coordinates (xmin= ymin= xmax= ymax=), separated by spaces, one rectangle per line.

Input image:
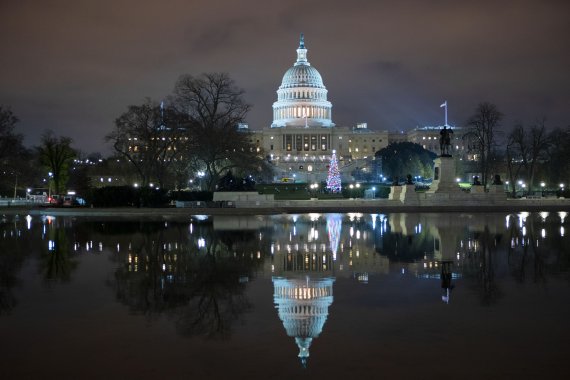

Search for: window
xmin=311 ymin=135 xmax=317 ymax=151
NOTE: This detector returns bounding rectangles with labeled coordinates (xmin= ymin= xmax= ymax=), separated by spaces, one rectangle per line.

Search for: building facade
xmin=250 ymin=35 xmax=469 ymax=184
xmin=251 ymin=35 xmax=389 ymax=184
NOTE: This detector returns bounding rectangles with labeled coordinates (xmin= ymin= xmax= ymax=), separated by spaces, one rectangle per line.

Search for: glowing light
xmin=309 ymin=213 xmax=321 ymax=222
xmin=518 ymin=212 xmax=529 ymax=228
xmin=327 ymin=214 xmax=342 ymax=261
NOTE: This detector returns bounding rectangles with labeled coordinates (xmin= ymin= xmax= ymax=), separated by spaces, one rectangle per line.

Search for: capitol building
xmin=249 ymin=34 xmax=467 ymax=183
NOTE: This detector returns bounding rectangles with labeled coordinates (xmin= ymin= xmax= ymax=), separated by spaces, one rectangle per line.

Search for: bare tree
xmin=506 ymin=124 xmax=526 ymax=197
xmin=0 ymin=106 xmax=21 ymax=162
xmin=545 ymin=126 xmax=570 ymax=187
xmin=37 ymin=131 xmax=77 ymax=194
xmin=172 ymin=73 xmax=268 ymax=191
xmin=506 ymin=119 xmax=550 ymax=194
xmin=0 ymin=106 xmax=36 ymax=196
xmin=465 ymin=102 xmax=503 ymax=187
xmin=106 ymin=99 xmax=187 ymax=188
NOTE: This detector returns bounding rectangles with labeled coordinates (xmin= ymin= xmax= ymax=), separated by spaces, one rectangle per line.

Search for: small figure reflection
xmin=440 ymin=260 xmax=454 ymax=304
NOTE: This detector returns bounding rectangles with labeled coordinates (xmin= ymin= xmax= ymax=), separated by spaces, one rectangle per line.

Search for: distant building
xmin=407 ymin=125 xmax=469 ymax=159
xmin=251 ymin=35 xmax=474 ymax=183
xmin=251 ymin=35 xmax=390 ymax=183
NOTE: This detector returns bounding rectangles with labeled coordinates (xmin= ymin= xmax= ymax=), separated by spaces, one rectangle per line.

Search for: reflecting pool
xmin=1 ymin=212 xmax=569 ymax=378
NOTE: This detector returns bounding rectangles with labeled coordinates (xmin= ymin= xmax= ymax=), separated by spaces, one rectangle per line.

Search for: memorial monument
xmin=426 ymin=124 xmax=458 ymax=194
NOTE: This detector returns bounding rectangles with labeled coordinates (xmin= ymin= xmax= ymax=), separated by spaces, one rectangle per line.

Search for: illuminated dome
xmin=273 ymin=276 xmax=335 ymax=368
xmin=272 ymin=34 xmax=334 ymax=128
xmin=280 ymin=65 xmax=324 ymax=89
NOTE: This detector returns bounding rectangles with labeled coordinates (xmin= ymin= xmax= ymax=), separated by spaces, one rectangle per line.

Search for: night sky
xmin=1 ymin=0 xmax=569 ymax=154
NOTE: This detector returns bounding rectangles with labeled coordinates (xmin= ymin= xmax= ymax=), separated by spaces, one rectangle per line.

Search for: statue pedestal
xmin=388 ymin=186 xmax=402 ymax=200
xmin=427 ymin=156 xmax=458 ymax=193
xmin=400 ymin=184 xmax=419 ymax=205
xmin=471 ymin=185 xmax=485 ymax=194
xmin=488 ymin=184 xmax=507 ymax=200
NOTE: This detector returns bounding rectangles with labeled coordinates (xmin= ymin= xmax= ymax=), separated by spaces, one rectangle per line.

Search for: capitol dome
xmin=280 ymin=65 xmax=325 ymax=89
xmin=271 ymin=34 xmax=334 ymax=128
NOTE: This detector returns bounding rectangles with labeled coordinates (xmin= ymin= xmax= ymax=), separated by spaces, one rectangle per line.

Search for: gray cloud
xmin=0 ymin=0 xmax=568 ymax=153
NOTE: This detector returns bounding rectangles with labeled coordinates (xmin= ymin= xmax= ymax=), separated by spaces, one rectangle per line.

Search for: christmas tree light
xmin=326 ymin=150 xmax=342 ymax=193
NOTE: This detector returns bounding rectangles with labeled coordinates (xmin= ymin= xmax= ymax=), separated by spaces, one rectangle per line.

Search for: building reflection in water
xmin=270 ymin=213 xmax=341 ymax=367
xmin=273 ymin=276 xmax=334 ymax=368
xmin=1 ymin=211 xmax=569 ymax=338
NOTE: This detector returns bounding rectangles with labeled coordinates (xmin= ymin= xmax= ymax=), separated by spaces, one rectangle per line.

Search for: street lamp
xmin=197 ymin=171 xmax=205 ymax=191
xmin=540 ymin=182 xmax=545 ymax=197
xmin=47 ymin=172 xmax=53 ymax=199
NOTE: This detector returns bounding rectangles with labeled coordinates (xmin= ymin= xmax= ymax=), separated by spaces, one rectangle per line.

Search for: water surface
xmin=1 ymin=212 xmax=569 ymax=379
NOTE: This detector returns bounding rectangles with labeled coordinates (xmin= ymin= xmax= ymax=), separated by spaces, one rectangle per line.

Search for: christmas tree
xmin=326 ymin=150 xmax=342 ymax=193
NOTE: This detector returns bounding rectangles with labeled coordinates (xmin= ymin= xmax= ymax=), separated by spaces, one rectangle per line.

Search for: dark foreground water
xmin=0 ymin=212 xmax=569 ymax=379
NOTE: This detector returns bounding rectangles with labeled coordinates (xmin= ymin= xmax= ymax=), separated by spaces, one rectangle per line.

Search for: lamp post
xmin=540 ymin=182 xmax=545 ymax=197
xmin=47 ymin=172 xmax=53 ymax=200
xmin=197 ymin=171 xmax=205 ymax=191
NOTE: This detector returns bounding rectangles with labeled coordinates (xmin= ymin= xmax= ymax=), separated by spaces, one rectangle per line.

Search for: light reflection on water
xmin=0 ymin=212 xmax=569 ymax=377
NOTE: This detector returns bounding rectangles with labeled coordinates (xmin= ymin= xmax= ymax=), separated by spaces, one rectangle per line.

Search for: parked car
xmin=63 ymin=195 xmax=74 ymax=206
xmin=47 ymin=195 xmax=63 ymax=206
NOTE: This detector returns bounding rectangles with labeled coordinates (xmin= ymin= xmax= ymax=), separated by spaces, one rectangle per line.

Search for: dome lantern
xmin=295 ymin=33 xmax=309 ymax=66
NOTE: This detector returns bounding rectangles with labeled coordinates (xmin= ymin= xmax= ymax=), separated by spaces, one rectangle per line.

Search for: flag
xmin=440 ymin=101 xmax=447 ymax=108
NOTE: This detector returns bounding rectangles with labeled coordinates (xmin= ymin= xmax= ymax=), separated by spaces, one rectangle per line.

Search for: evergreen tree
xmin=326 ymin=150 xmax=342 ymax=193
